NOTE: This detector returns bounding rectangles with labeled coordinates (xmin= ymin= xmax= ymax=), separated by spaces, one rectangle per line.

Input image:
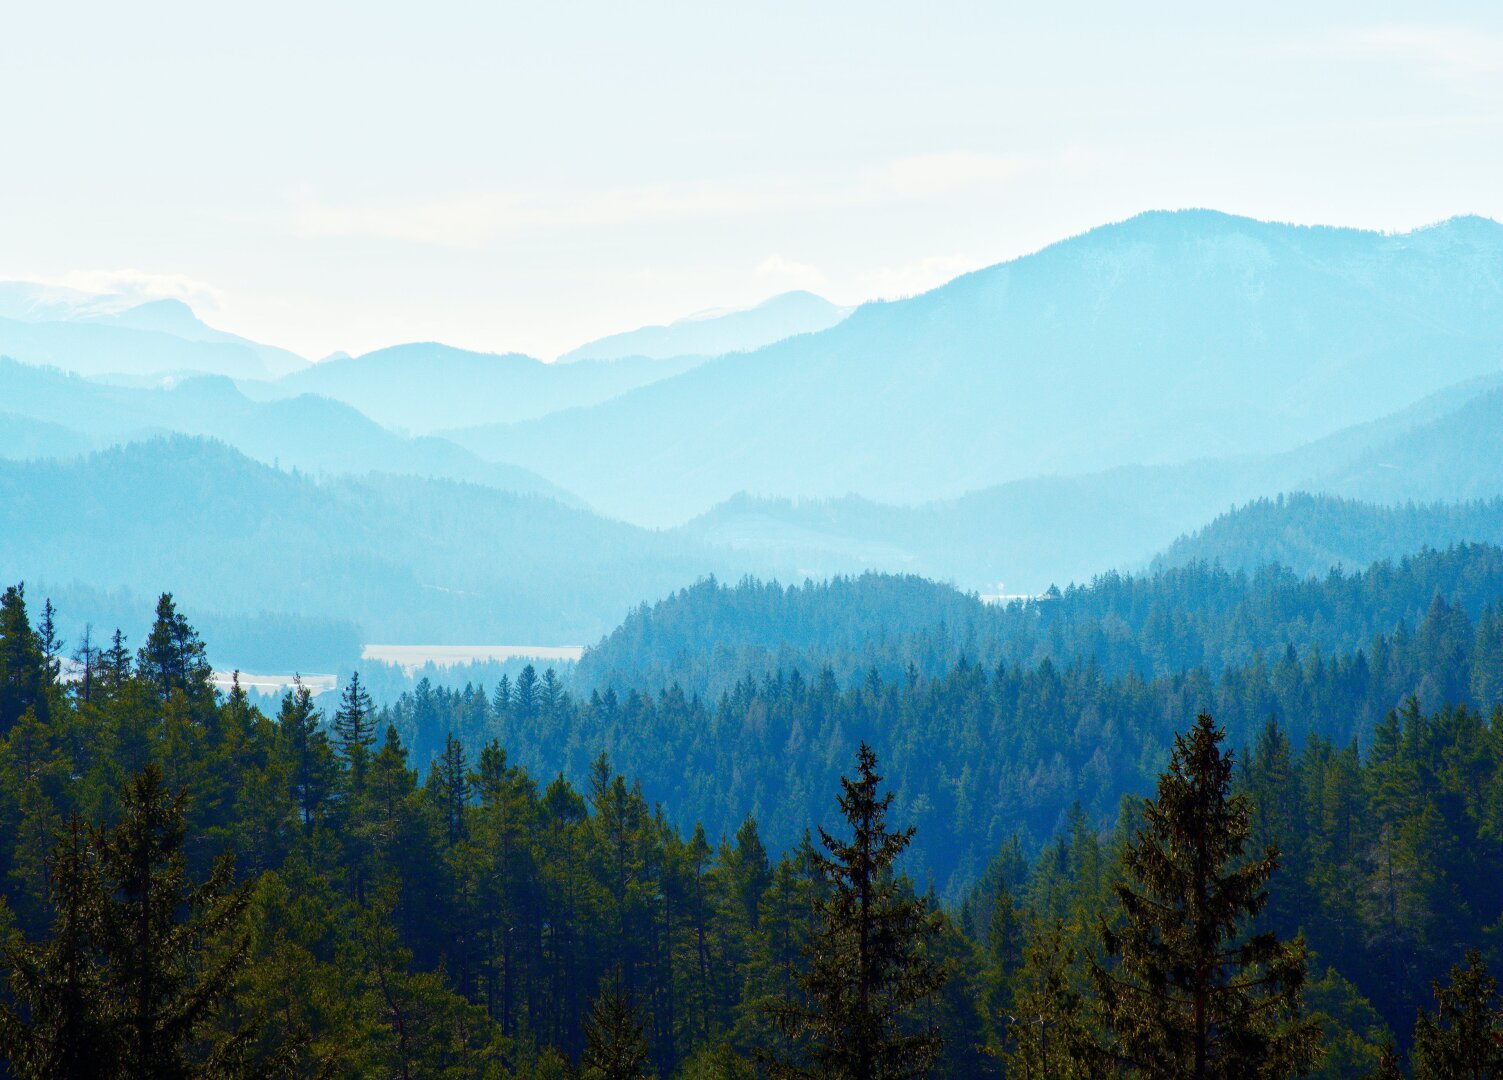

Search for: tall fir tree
xmin=768 ymin=743 xmax=945 ymax=1080
xmin=1090 ymin=714 xmax=1322 ymax=1080
xmin=98 ymin=766 xmax=258 ymax=1079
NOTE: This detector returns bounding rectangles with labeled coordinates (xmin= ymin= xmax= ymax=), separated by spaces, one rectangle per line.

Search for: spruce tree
xmin=1411 ymin=949 xmax=1503 ymax=1080
xmin=768 ymin=743 xmax=945 ymax=1080
xmin=1090 ymin=714 xmax=1322 ymax=1079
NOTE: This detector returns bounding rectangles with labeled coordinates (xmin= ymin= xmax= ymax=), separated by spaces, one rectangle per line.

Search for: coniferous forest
xmin=3 ymin=580 xmax=1503 ymax=1078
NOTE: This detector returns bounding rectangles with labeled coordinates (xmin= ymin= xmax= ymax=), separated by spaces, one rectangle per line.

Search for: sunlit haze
xmin=4 ymin=0 xmax=1501 ymax=359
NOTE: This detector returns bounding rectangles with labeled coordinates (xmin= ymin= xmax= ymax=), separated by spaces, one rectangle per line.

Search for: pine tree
xmin=1090 ymin=714 xmax=1322 ymax=1079
xmin=0 ymin=818 xmax=116 ymax=1079
xmin=1411 ymin=949 xmax=1503 ymax=1080
xmin=581 ymin=977 xmax=652 ymax=1080
xmin=767 ymin=743 xmax=945 ymax=1080
xmin=99 ymin=629 xmax=133 ymax=698
xmin=36 ymin=599 xmax=62 ymax=690
xmin=97 ymin=766 xmax=257 ymax=1079
xmin=1002 ymin=919 xmax=1093 ymax=1080
xmin=275 ymin=679 xmax=337 ymax=832
xmin=135 ymin=593 xmax=211 ymax=703
xmin=71 ymin=624 xmax=100 ymax=705
xmin=0 ymin=583 xmax=48 ymax=734
xmin=333 ymin=672 xmax=377 ymax=782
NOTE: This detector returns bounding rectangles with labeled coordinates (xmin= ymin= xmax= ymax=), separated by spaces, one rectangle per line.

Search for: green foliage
xmin=1412 ymin=950 xmax=1503 ymax=1079
xmin=7 ymin=584 xmax=1503 ymax=1077
xmin=1090 ymin=715 xmax=1323 ymax=1078
xmin=767 ymin=744 xmax=945 ymax=1080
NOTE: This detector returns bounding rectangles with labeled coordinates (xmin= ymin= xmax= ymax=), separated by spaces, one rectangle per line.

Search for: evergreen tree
xmin=768 ymin=743 xmax=945 ymax=1080
xmin=275 ymin=680 xmax=337 ymax=832
xmin=333 ymin=672 xmax=377 ymax=782
xmin=1412 ymin=950 xmax=1503 ymax=1080
xmin=135 ymin=593 xmax=211 ymax=703
xmin=99 ymin=629 xmax=134 ymax=697
xmin=1002 ymin=919 xmax=1094 ymax=1080
xmin=0 ymin=584 xmax=47 ymax=734
xmin=98 ymin=766 xmax=258 ymax=1079
xmin=0 ymin=818 xmax=116 ymax=1079
xmin=582 ymin=977 xmax=652 ymax=1080
xmin=1090 ymin=714 xmax=1322 ymax=1079
xmin=36 ymin=598 xmax=61 ymax=690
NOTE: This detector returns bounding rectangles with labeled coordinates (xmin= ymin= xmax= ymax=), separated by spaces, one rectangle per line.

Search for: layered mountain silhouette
xmin=0 ymin=359 xmax=574 ymax=502
xmin=255 ymin=344 xmax=705 ymax=434
xmin=450 ymin=211 xmax=1503 ymax=524
xmin=0 ymin=283 xmax=307 ymax=379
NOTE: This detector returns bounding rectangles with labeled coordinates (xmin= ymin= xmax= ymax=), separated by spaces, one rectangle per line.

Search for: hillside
xmin=258 ymin=343 xmax=706 ymax=433
xmin=575 ymin=545 xmax=1503 ymax=698
xmin=0 ymin=437 xmax=763 ymax=647
xmin=451 ymin=211 xmax=1503 ymax=524
xmin=559 ymin=290 xmax=853 ymax=361
xmin=1155 ymin=493 xmax=1503 ymax=576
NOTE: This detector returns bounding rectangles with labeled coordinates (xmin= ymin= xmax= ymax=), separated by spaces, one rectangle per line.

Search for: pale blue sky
xmin=3 ymin=1 xmax=1500 ymax=359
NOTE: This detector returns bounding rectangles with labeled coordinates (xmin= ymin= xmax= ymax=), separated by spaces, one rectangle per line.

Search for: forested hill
xmin=376 ymin=563 xmax=1503 ymax=905
xmin=577 ymin=547 xmax=1503 ymax=697
xmin=0 ymin=436 xmax=756 ymax=652
xmin=1157 ymin=492 xmax=1503 ymax=576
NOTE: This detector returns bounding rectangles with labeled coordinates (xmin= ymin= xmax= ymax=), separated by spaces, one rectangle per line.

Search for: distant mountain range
xmin=449 ymin=211 xmax=1503 ymax=524
xmin=0 ymin=283 xmax=307 ymax=379
xmin=559 ymin=290 xmax=853 ymax=362
xmin=0 ymin=359 xmax=573 ymax=502
xmin=8 ymin=209 xmax=1503 ymax=657
xmin=247 ymin=344 xmax=706 ymax=434
xmin=674 ymin=371 xmax=1503 ymax=591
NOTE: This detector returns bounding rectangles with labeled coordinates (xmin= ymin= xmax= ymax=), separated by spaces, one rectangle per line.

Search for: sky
xmin=2 ymin=1 xmax=1501 ymax=361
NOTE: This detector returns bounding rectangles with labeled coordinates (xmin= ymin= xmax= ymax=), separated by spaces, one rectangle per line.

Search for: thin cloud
xmin=22 ymin=268 xmax=226 ymax=313
xmin=859 ymin=254 xmax=981 ymax=301
xmin=291 ymin=152 xmax=1039 ymax=248
xmin=755 ymin=255 xmax=828 ymax=291
xmin=1327 ymin=23 xmax=1503 ymax=87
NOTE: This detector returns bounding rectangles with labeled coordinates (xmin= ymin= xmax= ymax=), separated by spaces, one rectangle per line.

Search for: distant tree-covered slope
xmin=576 ymin=545 xmax=1503 ymax=698
xmin=260 ymin=342 xmax=707 ymax=433
xmin=1156 ymin=493 xmax=1503 ymax=577
xmin=453 ymin=211 xmax=1503 ymax=523
xmin=0 ymin=437 xmax=757 ymax=645
xmin=676 ymin=372 xmax=1503 ymax=592
xmin=393 ymin=566 xmax=1503 ymax=901
xmin=0 ymin=358 xmax=577 ymax=502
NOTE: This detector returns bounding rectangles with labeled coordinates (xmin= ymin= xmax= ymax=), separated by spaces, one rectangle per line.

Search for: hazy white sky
xmin=3 ymin=1 xmax=1501 ymax=359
